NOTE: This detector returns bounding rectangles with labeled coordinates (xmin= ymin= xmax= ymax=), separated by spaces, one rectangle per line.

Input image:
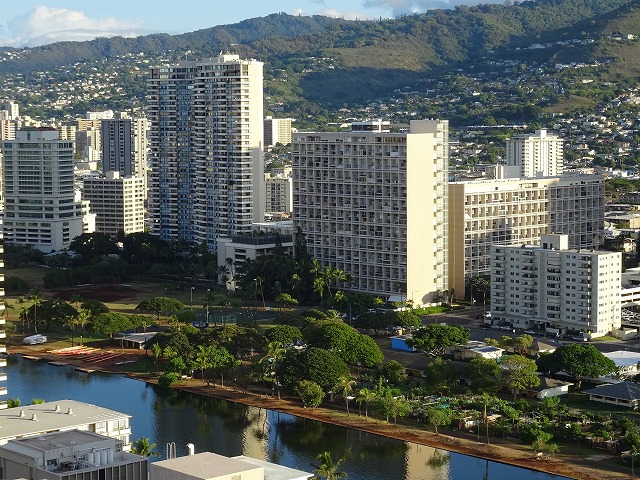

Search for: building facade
xmin=82 ymin=172 xmax=146 ymax=237
xmin=0 ymin=430 xmax=147 ymax=480
xmin=506 ymin=129 xmax=564 ymax=177
xmin=1 ymin=128 xmax=85 ymax=252
xmin=146 ymin=55 xmax=265 ymax=250
xmin=292 ymin=119 xmax=448 ymax=305
xmin=490 ymin=234 xmax=621 ymax=337
xmin=264 ymin=116 xmax=293 ymax=147
xmin=448 ymin=175 xmax=605 ymax=298
xmin=265 ymin=174 xmax=292 ymax=215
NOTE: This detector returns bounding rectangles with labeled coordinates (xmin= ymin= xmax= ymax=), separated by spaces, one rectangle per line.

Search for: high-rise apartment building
xmin=146 ymin=55 xmax=265 ymax=249
xmin=264 ymin=116 xmax=293 ymax=147
xmin=100 ymin=117 xmax=148 ymax=178
xmin=1 ymin=128 xmax=85 ymax=251
xmin=448 ymin=175 xmax=605 ymax=298
xmin=265 ymin=173 xmax=292 ymax=215
xmin=506 ymin=129 xmax=564 ymax=177
xmin=292 ymin=120 xmax=448 ymax=305
xmin=82 ymin=172 xmax=146 ymax=237
xmin=491 ymin=234 xmax=621 ymax=337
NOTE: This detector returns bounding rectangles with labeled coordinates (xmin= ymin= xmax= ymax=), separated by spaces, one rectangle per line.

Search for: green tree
xmin=130 ymin=437 xmax=159 ymax=457
xmin=424 ymin=358 xmax=458 ymax=393
xmin=407 ymin=324 xmax=470 ymax=356
xmin=69 ymin=232 xmax=119 ymax=260
xmin=266 ymin=325 xmax=302 ymax=345
xmin=333 ymin=375 xmax=356 ymax=416
xmin=425 ymin=408 xmax=451 ymax=435
xmin=500 ymin=355 xmax=540 ymax=399
xmin=312 ymin=451 xmax=347 ymax=480
xmin=275 ymin=293 xmax=298 ymax=310
xmin=464 ymin=357 xmax=501 ymax=394
xmin=31 ymin=398 xmax=45 ymax=404
xmin=536 ymin=344 xmax=617 ymax=388
xmin=6 ymin=398 xmax=20 ymax=408
xmin=381 ymin=360 xmax=406 ymax=385
xmin=91 ymin=312 xmax=134 ymax=338
xmin=278 ymin=347 xmax=350 ymax=390
xmin=296 ymin=380 xmax=325 ymax=408
xmin=355 ymin=388 xmax=376 ymax=418
xmin=135 ymin=297 xmax=186 ymax=321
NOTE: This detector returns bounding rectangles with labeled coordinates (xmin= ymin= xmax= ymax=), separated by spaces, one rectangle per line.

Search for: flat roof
xmin=233 ymin=455 xmax=313 ymax=480
xmin=10 ymin=430 xmax=110 ymax=452
xmin=603 ymin=350 xmax=640 ymax=368
xmin=0 ymin=399 xmax=130 ymax=441
xmin=152 ymin=452 xmax=262 ymax=479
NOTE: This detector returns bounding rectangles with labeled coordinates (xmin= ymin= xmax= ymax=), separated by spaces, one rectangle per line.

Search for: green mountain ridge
xmin=2 ymin=0 xmax=640 ymax=116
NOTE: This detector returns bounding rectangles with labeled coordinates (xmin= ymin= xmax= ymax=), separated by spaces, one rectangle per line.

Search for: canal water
xmin=6 ymin=355 xmax=568 ymax=480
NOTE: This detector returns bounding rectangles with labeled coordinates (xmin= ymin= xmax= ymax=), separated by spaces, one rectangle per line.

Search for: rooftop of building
xmin=0 ymin=399 xmax=130 ymax=440
xmin=9 ymin=429 xmax=113 ymax=452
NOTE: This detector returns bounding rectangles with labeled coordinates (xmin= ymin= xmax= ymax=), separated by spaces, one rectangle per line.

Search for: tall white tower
xmin=146 ymin=55 xmax=264 ymax=249
xmin=506 ymin=129 xmax=564 ymax=178
xmin=1 ymin=128 xmax=85 ymax=251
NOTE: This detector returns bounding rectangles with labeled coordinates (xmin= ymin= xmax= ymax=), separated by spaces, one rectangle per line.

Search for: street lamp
xmin=190 ymin=287 xmax=195 ymax=309
xmin=206 ymin=289 xmax=210 ymax=326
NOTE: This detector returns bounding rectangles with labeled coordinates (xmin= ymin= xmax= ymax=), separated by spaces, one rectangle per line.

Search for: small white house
xmin=451 ymin=341 xmax=504 ymax=360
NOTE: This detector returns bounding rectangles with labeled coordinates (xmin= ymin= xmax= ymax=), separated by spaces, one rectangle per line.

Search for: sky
xmin=0 ymin=0 xmax=506 ymax=48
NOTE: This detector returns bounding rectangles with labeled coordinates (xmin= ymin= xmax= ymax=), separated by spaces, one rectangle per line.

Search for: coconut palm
xmin=333 ymin=376 xmax=356 ymax=416
xmin=130 ymin=437 xmax=159 ymax=457
xmin=313 ymin=451 xmax=347 ymax=480
xmin=355 ymin=388 xmax=376 ymax=418
xmin=28 ymin=289 xmax=42 ymax=334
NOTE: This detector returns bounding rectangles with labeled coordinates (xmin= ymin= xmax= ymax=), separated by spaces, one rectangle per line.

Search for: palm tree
xmin=28 ymin=289 xmax=42 ymax=334
xmin=313 ymin=451 xmax=347 ymax=480
xmin=6 ymin=398 xmax=20 ymax=408
xmin=151 ymin=343 xmax=162 ymax=372
xmin=255 ymin=277 xmax=266 ymax=309
xmin=194 ymin=345 xmax=213 ymax=384
xmin=70 ymin=294 xmax=83 ymax=311
xmin=355 ymin=388 xmax=376 ymax=418
xmin=333 ymin=376 xmax=356 ymax=416
xmin=130 ymin=437 xmax=159 ymax=457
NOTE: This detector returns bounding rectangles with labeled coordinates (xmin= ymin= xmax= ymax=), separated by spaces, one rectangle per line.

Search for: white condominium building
xmin=82 ymin=172 xmax=146 ymax=237
xmin=506 ymin=129 xmax=564 ymax=177
xmin=264 ymin=116 xmax=293 ymax=147
xmin=1 ymin=128 xmax=85 ymax=252
xmin=448 ymin=175 xmax=605 ymax=298
xmin=146 ymin=55 xmax=265 ymax=249
xmin=491 ymin=234 xmax=621 ymax=337
xmin=292 ymin=119 xmax=448 ymax=305
xmin=0 ymin=225 xmax=5 ymax=408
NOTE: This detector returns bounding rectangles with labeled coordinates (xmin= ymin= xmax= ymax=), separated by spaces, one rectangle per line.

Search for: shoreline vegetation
xmin=8 ymin=344 xmax=630 ymax=480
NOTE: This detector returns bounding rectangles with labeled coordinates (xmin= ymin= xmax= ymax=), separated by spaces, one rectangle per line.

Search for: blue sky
xmin=0 ymin=1 xmax=504 ymax=48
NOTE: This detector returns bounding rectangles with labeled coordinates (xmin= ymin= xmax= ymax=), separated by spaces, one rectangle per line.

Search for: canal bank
xmin=6 ymin=344 xmax=623 ymax=480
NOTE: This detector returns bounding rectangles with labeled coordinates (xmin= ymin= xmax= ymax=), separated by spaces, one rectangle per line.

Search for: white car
xmin=23 ymin=334 xmax=47 ymax=345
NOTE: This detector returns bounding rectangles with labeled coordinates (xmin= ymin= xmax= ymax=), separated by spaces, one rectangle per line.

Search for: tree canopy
xmin=500 ymin=355 xmax=540 ymax=399
xmin=536 ymin=344 xmax=617 ymax=387
xmin=407 ymin=324 xmax=470 ymax=356
xmin=278 ymin=347 xmax=350 ymax=389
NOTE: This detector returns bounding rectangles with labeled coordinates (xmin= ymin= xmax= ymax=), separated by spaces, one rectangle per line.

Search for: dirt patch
xmin=50 ymin=286 xmax=139 ymax=304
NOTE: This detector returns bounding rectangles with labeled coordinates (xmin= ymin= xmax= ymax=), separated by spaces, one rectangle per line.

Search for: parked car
xmin=23 ymin=334 xmax=47 ymax=345
xmin=571 ymin=335 xmax=587 ymax=342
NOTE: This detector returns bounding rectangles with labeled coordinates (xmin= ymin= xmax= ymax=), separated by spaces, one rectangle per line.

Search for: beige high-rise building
xmin=0 ymin=216 xmax=5 ymax=408
xmin=506 ymin=129 xmax=564 ymax=177
xmin=264 ymin=116 xmax=293 ymax=147
xmin=448 ymin=175 xmax=605 ymax=299
xmin=146 ymin=55 xmax=264 ymax=249
xmin=292 ymin=119 xmax=448 ymax=305
xmin=491 ymin=234 xmax=621 ymax=337
xmin=82 ymin=172 xmax=146 ymax=237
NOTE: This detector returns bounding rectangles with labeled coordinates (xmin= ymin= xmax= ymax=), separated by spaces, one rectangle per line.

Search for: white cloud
xmin=1 ymin=6 xmax=145 ymax=47
xmin=290 ymin=8 xmax=307 ymax=16
xmin=362 ymin=0 xmax=504 ymax=16
xmin=319 ymin=8 xmax=373 ymax=20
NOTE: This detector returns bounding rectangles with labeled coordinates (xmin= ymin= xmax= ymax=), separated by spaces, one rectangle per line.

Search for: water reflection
xmin=5 ymin=356 xmax=568 ymax=480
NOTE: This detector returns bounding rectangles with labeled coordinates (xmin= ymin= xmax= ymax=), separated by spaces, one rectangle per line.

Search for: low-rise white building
xmin=491 ymin=234 xmax=621 ymax=337
xmin=0 ymin=430 xmax=148 ymax=480
xmin=0 ymin=399 xmax=132 ymax=449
